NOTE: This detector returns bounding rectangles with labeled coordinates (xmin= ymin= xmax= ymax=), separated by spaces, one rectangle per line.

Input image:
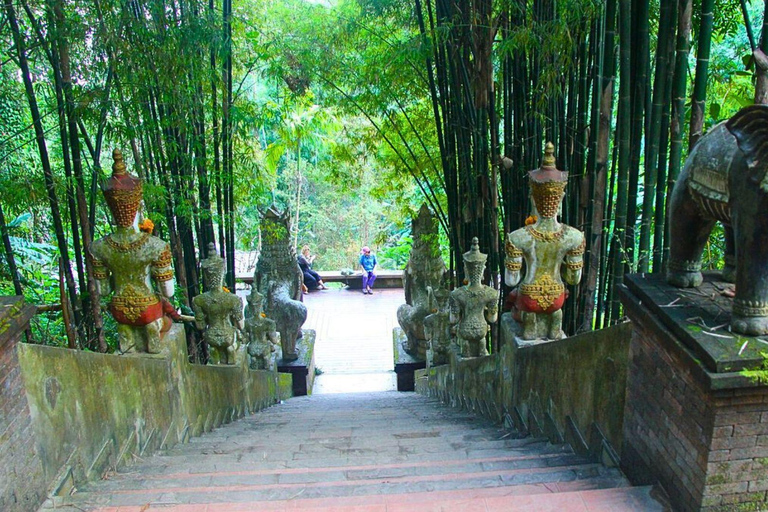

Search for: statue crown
xmin=201 ymin=243 xmax=226 ymax=290
xmin=103 ymin=148 xmax=143 ymax=228
xmin=463 ymin=237 xmax=488 ymax=265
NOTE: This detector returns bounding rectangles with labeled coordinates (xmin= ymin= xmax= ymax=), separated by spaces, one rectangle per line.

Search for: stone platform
xmin=620 ymin=272 xmax=768 ymax=511
xmin=393 ymin=327 xmax=426 ymax=391
xmin=277 ymin=329 xmax=316 ymax=396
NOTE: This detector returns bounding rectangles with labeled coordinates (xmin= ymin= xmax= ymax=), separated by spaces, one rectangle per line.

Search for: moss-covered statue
xmin=90 ymin=149 xmax=176 ymax=354
xmin=193 ymin=243 xmax=244 ymax=365
xmin=424 ymin=285 xmax=453 ymax=368
xmin=397 ymin=203 xmax=446 ymax=359
xmin=244 ymin=289 xmax=280 ymax=370
xmin=252 ymin=206 xmax=307 ymax=361
xmin=504 ymin=143 xmax=585 ymax=341
xmin=449 ymin=238 xmax=499 ymax=358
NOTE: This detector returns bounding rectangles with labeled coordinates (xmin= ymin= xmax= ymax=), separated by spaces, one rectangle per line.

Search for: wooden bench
xmin=236 ymin=270 xmax=404 ymax=289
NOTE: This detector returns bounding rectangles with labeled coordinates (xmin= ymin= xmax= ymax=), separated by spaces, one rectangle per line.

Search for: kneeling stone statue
xmin=449 ymin=238 xmax=499 ymax=358
xmin=193 ymin=243 xmax=244 ymax=365
xmin=424 ymin=285 xmax=453 ymax=367
xmin=90 ymin=149 xmax=176 ymax=354
xmin=504 ymin=143 xmax=585 ymax=341
xmin=245 ymin=289 xmax=281 ymax=370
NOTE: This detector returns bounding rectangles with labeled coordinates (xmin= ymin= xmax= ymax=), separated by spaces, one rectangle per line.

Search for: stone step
xmin=164 ymin=433 xmax=545 ymax=457
xmin=62 ymin=485 xmax=661 ymax=511
xmin=125 ymin=442 xmax=560 ymax=471
xmin=50 ymin=391 xmax=666 ymax=511
xmin=60 ymin=462 xmax=622 ymax=508
xmin=110 ymin=441 xmax=574 ymax=478
xmin=88 ymin=452 xmax=594 ymax=491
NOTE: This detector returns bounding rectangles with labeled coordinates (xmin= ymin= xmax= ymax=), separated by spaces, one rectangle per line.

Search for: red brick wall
xmin=622 ymin=299 xmax=768 ymax=511
xmin=0 ymin=307 xmax=46 ymax=511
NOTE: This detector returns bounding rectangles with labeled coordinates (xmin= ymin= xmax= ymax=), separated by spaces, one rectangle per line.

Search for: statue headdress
xmin=201 ymin=242 xmax=225 ymax=291
xmin=463 ymin=237 xmax=487 ymax=283
xmin=103 ymin=149 xmax=143 ymax=228
xmin=529 ymin=142 xmax=568 ymax=219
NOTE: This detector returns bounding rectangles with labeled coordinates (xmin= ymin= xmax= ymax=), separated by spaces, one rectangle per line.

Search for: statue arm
xmin=192 ymin=298 xmax=206 ymax=331
xmin=151 ymin=244 xmax=175 ymax=298
xmin=485 ymin=294 xmax=500 ymax=324
xmin=233 ymin=299 xmax=245 ymax=331
xmin=449 ymin=295 xmax=460 ymax=325
xmin=90 ymin=248 xmax=111 ymax=296
xmin=504 ymin=235 xmax=523 ymax=287
xmin=563 ymin=234 xmax=586 ymax=285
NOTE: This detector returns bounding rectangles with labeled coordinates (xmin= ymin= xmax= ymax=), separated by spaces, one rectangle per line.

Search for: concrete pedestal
xmin=277 ymin=329 xmax=316 ymax=396
xmin=620 ymin=273 xmax=768 ymax=512
xmin=393 ymin=327 xmax=425 ymax=392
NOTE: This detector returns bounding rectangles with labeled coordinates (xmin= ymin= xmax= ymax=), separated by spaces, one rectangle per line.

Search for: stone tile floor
xmin=303 ymin=287 xmax=403 ymax=394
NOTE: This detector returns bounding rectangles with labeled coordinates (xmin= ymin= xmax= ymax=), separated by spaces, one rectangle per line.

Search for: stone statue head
xmin=432 ymin=286 xmax=450 ymax=312
xmin=201 ymin=242 xmax=225 ymax=291
xmin=247 ymin=289 xmax=265 ymax=316
xmin=463 ymin=237 xmax=487 ymax=285
xmin=103 ymin=149 xmax=143 ymax=228
xmin=529 ymin=142 xmax=567 ymax=219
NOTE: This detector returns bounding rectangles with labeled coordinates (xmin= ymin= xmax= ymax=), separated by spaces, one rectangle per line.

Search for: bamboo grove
xmin=411 ymin=0 xmax=768 ymax=340
xmin=1 ymin=0 xmax=766 ymax=355
xmin=1 ymin=0 xmax=236 ymax=357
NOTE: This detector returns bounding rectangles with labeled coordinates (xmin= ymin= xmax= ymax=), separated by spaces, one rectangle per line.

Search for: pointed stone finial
xmin=207 ymin=242 xmax=216 ymax=258
xmin=112 ymin=148 xmax=127 ymax=176
xmin=463 ymin=236 xmax=487 ymax=263
xmin=542 ymin=142 xmax=556 ymax=168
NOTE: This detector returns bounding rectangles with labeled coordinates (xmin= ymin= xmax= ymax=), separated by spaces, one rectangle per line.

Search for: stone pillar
xmin=621 ymin=273 xmax=768 ymax=511
xmin=0 ymin=296 xmax=44 ymax=511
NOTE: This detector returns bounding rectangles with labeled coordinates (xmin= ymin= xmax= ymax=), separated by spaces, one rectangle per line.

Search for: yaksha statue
xmin=424 ymin=285 xmax=453 ymax=367
xmin=244 ymin=289 xmax=280 ymax=370
xmin=449 ymin=238 xmax=499 ymax=358
xmin=397 ymin=203 xmax=446 ymax=359
xmin=252 ymin=206 xmax=307 ymax=361
xmin=193 ymin=243 xmax=244 ymax=365
xmin=504 ymin=142 xmax=585 ymax=341
xmin=90 ymin=149 xmax=176 ymax=354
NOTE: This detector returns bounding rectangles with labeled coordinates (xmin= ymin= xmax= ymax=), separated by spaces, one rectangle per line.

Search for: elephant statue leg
xmin=666 ymin=179 xmax=716 ymax=288
xmin=722 ymin=225 xmax=736 ymax=283
xmin=729 ymin=180 xmax=768 ymax=335
xmin=725 ymin=104 xmax=768 ymax=335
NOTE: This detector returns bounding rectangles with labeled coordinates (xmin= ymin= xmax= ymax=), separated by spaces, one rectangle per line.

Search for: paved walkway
xmin=303 ymin=287 xmax=403 ymax=393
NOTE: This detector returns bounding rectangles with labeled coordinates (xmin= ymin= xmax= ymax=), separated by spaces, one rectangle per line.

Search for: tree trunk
xmin=688 ymin=0 xmax=714 ymax=148
xmin=664 ymin=0 xmax=692 ymax=269
xmin=4 ymin=0 xmax=81 ymax=342
xmin=0 ymin=202 xmax=23 ymax=296
xmin=53 ymin=0 xmax=105 ymax=352
xmin=639 ymin=0 xmax=675 ymax=272
xmin=582 ymin=0 xmax=617 ymax=330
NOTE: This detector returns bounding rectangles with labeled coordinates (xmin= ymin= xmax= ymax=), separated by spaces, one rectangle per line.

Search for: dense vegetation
xmin=0 ymin=0 xmax=765 ymax=353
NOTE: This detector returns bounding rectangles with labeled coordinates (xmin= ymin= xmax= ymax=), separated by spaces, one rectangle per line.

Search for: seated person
xmin=299 ymin=245 xmax=327 ymax=291
xmin=359 ymin=246 xmax=377 ymax=295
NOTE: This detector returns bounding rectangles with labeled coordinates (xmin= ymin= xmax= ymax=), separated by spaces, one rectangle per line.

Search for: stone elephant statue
xmin=667 ymin=105 xmax=768 ymax=335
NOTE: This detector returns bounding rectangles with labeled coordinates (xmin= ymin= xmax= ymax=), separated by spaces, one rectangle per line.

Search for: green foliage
xmin=741 ymin=351 xmax=768 ymax=385
xmin=378 ymin=235 xmax=412 ymax=270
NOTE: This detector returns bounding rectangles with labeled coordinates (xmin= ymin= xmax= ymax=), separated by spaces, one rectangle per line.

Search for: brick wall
xmin=621 ymin=288 xmax=768 ymax=511
xmin=0 ymin=299 xmax=45 ymax=511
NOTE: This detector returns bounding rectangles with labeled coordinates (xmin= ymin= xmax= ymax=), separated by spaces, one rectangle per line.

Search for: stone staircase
xmin=46 ymin=392 xmax=668 ymax=511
